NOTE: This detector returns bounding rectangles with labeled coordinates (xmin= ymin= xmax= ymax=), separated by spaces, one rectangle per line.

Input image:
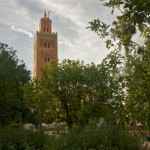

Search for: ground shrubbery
xmin=0 ymin=123 xmax=141 ymax=150
xmin=0 ymin=126 xmax=51 ymax=150
xmin=48 ymin=123 xmax=141 ymax=150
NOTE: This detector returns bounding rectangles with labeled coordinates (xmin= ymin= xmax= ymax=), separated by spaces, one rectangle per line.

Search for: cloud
xmin=11 ymin=25 xmax=33 ymax=38
xmin=13 ymin=0 xmax=44 ymax=18
xmin=0 ymin=0 xmax=113 ymax=71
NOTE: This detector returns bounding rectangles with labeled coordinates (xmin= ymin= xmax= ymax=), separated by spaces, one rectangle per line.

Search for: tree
xmin=23 ymin=79 xmax=58 ymax=128
xmin=88 ymin=0 xmax=150 ymax=129
xmin=33 ymin=58 xmax=124 ymax=128
xmin=0 ymin=42 xmax=30 ymax=126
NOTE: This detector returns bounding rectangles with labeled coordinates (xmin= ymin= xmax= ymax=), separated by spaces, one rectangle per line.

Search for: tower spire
xmin=44 ymin=9 xmax=47 ymax=17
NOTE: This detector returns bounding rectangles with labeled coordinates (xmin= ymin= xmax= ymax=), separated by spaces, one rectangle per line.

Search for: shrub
xmin=0 ymin=126 xmax=50 ymax=150
xmin=48 ymin=124 xmax=141 ymax=150
xmin=0 ymin=124 xmax=142 ymax=150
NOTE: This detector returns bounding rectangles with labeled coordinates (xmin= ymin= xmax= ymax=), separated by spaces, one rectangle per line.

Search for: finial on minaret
xmin=44 ymin=9 xmax=47 ymax=17
xmin=48 ymin=10 xmax=50 ymax=17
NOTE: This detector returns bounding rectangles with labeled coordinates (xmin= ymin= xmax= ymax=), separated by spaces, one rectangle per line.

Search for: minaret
xmin=33 ymin=11 xmax=58 ymax=79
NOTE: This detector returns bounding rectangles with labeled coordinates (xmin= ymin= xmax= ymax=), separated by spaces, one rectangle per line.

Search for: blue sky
xmin=0 ymin=0 xmax=114 ymax=71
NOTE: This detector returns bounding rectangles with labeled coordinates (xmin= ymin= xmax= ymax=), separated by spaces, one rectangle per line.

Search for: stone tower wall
xmin=33 ymin=12 xmax=58 ymax=79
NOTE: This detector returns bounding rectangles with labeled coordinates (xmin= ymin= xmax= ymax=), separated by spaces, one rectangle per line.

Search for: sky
xmin=0 ymin=0 xmax=115 ymax=71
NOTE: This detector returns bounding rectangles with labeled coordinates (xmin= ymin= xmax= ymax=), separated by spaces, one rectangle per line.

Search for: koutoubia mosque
xmin=33 ymin=11 xmax=58 ymax=79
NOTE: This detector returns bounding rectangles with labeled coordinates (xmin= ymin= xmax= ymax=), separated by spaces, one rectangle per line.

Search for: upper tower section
xmin=39 ymin=10 xmax=52 ymax=33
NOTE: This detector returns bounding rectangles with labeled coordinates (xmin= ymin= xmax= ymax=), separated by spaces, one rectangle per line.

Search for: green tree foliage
xmin=23 ymin=79 xmax=58 ymax=128
xmin=25 ymin=57 xmax=124 ymax=128
xmin=0 ymin=42 xmax=30 ymax=126
xmin=126 ymin=47 xmax=150 ymax=129
xmin=89 ymin=0 xmax=150 ymax=129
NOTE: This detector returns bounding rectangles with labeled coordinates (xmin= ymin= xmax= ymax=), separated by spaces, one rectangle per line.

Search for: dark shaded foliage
xmin=48 ymin=124 xmax=141 ymax=150
xmin=0 ymin=126 xmax=50 ymax=150
xmin=0 ymin=42 xmax=30 ymax=126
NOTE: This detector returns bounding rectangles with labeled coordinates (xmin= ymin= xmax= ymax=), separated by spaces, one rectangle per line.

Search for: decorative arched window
xmin=48 ymin=42 xmax=50 ymax=48
xmin=40 ymin=40 xmax=43 ymax=47
xmin=44 ymin=42 xmax=47 ymax=48
xmin=45 ymin=57 xmax=50 ymax=62
xmin=44 ymin=27 xmax=46 ymax=32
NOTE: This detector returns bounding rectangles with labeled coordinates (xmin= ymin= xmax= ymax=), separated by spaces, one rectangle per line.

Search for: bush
xmin=0 ymin=126 xmax=50 ymax=150
xmin=0 ymin=124 xmax=141 ymax=150
xmin=48 ymin=124 xmax=141 ymax=150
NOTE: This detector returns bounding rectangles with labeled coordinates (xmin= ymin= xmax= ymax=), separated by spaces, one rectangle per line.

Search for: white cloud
xmin=42 ymin=0 xmax=86 ymax=27
xmin=40 ymin=0 xmax=109 ymax=63
xmin=0 ymin=0 xmax=113 ymax=71
xmin=11 ymin=25 xmax=33 ymax=38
